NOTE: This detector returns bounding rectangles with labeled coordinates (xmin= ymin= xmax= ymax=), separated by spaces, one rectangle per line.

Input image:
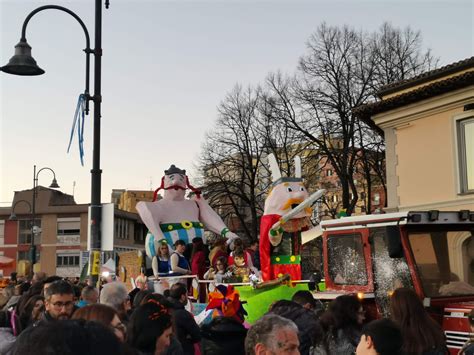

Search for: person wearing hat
xmin=136 ymin=165 xmax=240 ymax=269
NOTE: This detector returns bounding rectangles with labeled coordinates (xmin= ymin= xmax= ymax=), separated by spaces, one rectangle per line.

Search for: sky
xmin=1 ymin=0 xmax=473 ymax=205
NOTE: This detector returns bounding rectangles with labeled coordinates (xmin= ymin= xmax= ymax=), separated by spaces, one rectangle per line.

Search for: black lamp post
xmin=9 ymin=199 xmax=33 ymax=274
xmin=31 ymin=165 xmax=60 ymax=270
xmin=1 ymin=1 xmax=109 ymax=283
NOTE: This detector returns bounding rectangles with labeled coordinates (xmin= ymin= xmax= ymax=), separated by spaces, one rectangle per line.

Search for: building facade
xmin=112 ymin=189 xmax=155 ymax=214
xmin=0 ymin=187 xmax=147 ymax=277
xmin=355 ymin=57 xmax=474 ymax=212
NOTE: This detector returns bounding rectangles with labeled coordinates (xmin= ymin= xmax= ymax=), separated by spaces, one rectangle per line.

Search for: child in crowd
xmin=204 ymin=256 xmax=229 ymax=283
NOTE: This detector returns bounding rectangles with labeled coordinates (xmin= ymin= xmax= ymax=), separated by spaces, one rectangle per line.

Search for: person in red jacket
xmin=191 ymin=237 xmax=207 ymax=302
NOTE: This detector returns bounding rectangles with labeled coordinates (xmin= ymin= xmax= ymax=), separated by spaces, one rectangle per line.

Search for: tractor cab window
xmin=408 ymin=230 xmax=474 ymax=297
xmin=327 ymin=233 xmax=367 ymax=285
xmin=371 ymin=227 xmax=413 ymax=316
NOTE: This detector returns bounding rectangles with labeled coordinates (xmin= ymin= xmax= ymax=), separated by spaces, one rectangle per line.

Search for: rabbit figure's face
xmin=263 ymin=180 xmax=311 ymax=217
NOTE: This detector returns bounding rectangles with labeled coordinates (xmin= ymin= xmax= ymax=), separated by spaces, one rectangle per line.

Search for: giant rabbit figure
xmin=259 ymin=154 xmax=324 ymax=281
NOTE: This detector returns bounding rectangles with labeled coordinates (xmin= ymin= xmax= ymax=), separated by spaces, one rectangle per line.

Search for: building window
xmin=134 ymin=223 xmax=146 ymax=243
xmin=18 ymin=251 xmax=29 ymax=261
xmin=327 ymin=169 xmax=333 ymax=177
xmin=457 ymin=117 xmax=474 ymax=193
xmin=57 ymin=254 xmax=80 ymax=267
xmin=57 ymin=218 xmax=81 ymax=245
xmin=57 ymin=218 xmax=81 ymax=236
xmin=0 ymin=220 xmax=4 ymax=246
xmin=115 ymin=218 xmax=130 ymax=240
xmin=18 ymin=219 xmax=41 ymax=245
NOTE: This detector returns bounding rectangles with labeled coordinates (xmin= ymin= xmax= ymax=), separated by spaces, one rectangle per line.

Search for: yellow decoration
xmin=90 ymin=251 xmax=101 ymax=276
xmin=167 ymin=225 xmax=173 ymax=231
xmin=278 ymin=273 xmax=283 ymax=278
xmin=181 ymin=220 xmax=193 ymax=229
xmin=275 ymin=257 xmax=281 ymax=262
xmin=290 ymin=255 xmax=296 ymax=262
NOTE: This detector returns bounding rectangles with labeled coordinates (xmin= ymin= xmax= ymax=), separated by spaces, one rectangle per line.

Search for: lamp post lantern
xmin=1 ymin=1 xmax=109 ymax=283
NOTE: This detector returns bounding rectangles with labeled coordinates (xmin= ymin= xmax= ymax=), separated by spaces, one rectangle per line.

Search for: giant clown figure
xmin=136 ymin=165 xmax=239 ymax=268
xmin=260 ymin=154 xmax=325 ymax=281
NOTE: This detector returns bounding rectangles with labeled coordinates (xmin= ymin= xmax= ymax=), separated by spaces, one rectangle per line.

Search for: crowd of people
xmin=0 ymin=272 xmax=458 ymax=355
xmin=0 ymin=235 xmax=464 ymax=355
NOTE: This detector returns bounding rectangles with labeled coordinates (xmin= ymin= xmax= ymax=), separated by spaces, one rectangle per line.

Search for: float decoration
xmin=136 ymin=165 xmax=240 ymax=267
xmin=259 ymin=154 xmax=325 ymax=281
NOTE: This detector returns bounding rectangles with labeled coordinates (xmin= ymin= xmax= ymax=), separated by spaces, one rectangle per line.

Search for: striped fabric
xmin=145 ymin=220 xmax=205 ymax=257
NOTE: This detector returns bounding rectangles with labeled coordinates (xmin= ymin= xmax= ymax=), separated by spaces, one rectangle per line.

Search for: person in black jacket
xmin=201 ymin=284 xmax=248 ymax=355
xmin=201 ymin=317 xmax=247 ymax=355
xmin=167 ymin=283 xmax=201 ymax=355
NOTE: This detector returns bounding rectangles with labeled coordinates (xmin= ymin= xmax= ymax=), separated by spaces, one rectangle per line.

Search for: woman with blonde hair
xmin=152 ymin=240 xmax=171 ymax=276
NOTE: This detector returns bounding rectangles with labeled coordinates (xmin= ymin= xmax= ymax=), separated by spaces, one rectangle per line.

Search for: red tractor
xmin=314 ymin=210 xmax=474 ymax=354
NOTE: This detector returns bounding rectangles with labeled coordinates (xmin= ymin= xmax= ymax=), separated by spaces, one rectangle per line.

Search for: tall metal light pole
xmin=8 ymin=199 xmax=33 ymax=275
xmin=31 ymin=166 xmax=59 ymax=271
xmin=1 ymin=1 xmax=109 ymax=283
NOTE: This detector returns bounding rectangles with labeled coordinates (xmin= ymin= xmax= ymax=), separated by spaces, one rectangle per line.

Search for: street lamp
xmin=31 ymin=165 xmax=60 ymax=270
xmin=9 ymin=199 xmax=33 ymax=275
xmin=8 ymin=200 xmax=32 ymax=221
xmin=1 ymin=1 xmax=109 ymax=282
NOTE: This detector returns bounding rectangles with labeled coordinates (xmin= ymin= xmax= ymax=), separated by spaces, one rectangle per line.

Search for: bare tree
xmin=257 ymin=76 xmax=321 ymax=190
xmin=262 ymin=23 xmax=437 ymax=215
xmin=199 ymin=23 xmax=437 ymax=220
xmin=370 ymin=22 xmax=438 ymax=90
xmin=198 ymin=85 xmax=267 ymax=241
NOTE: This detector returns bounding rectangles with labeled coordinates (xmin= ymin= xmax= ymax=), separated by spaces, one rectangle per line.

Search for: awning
xmin=0 ymin=256 xmax=15 ymax=266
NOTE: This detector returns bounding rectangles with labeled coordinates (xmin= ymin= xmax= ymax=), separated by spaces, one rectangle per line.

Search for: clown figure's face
xmin=164 ymin=173 xmax=186 ymax=190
